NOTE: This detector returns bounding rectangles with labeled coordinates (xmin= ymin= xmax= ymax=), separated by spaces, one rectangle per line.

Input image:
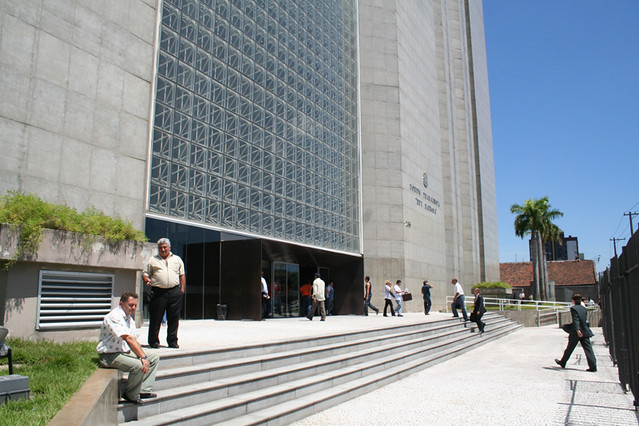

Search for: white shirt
xmin=393 ymin=284 xmax=403 ymax=301
xmin=312 ymin=278 xmax=326 ymax=301
xmin=384 ymin=284 xmax=393 ymax=299
xmin=261 ymin=277 xmax=268 ymax=294
xmin=96 ymin=306 xmax=136 ymax=354
xmin=453 ymin=282 xmax=464 ymax=297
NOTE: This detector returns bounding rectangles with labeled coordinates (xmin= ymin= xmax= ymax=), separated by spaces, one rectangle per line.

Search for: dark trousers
xmin=148 ymin=286 xmax=183 ymax=347
xmin=423 ymin=297 xmax=432 ymax=314
xmin=383 ymin=298 xmax=395 ymax=316
xmin=560 ymin=333 xmax=597 ymax=370
xmin=472 ymin=312 xmax=485 ymax=332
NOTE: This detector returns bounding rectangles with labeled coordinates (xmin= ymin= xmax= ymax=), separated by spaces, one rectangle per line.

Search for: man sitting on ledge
xmin=97 ymin=291 xmax=160 ymax=404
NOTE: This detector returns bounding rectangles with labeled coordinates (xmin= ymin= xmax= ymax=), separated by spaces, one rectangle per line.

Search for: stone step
xmin=122 ymin=315 xmax=520 ymax=424
xmin=152 ymin=315 xmax=501 ymax=391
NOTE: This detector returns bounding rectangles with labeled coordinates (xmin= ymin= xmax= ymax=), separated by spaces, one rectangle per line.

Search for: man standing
xmin=97 ymin=292 xmax=159 ymax=404
xmin=142 ymin=238 xmax=185 ymax=349
xmin=421 ymin=280 xmax=433 ymax=315
xmin=326 ymin=281 xmax=335 ymax=315
xmin=451 ymin=278 xmax=468 ymax=321
xmin=471 ymin=287 xmax=486 ymax=333
xmin=364 ymin=276 xmax=379 ymax=315
xmin=307 ymin=273 xmax=326 ymax=321
xmin=555 ymin=294 xmax=597 ymax=372
xmin=383 ymin=280 xmax=395 ymax=317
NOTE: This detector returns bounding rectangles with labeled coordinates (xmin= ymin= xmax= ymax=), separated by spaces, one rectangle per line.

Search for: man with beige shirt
xmin=142 ymin=238 xmax=186 ymax=349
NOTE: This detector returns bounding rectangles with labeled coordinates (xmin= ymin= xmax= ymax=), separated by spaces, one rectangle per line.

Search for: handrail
xmin=445 ymin=295 xmax=572 ymax=312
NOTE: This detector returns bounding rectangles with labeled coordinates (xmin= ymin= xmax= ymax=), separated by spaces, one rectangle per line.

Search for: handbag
xmin=402 ymin=292 xmax=412 ymax=301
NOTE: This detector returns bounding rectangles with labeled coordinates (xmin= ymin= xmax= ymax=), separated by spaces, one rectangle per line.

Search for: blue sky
xmin=482 ymin=0 xmax=639 ymax=272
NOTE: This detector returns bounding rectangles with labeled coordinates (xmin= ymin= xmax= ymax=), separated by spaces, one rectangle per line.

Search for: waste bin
xmin=216 ymin=304 xmax=228 ymax=320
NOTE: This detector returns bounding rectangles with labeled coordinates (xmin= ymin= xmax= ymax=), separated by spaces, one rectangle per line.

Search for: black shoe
xmin=139 ymin=392 xmax=157 ymax=399
xmin=149 ymin=342 xmax=159 ymax=349
xmin=168 ymin=344 xmax=179 ymax=349
xmin=376 ymin=309 xmax=379 ymax=315
xmin=586 ymin=368 xmax=597 ymax=372
xmin=555 ymin=359 xmax=565 ymax=368
xmin=122 ymin=395 xmax=143 ymax=405
xmin=307 ymin=316 xmax=312 ymax=321
xmin=397 ymin=314 xmax=403 ymax=317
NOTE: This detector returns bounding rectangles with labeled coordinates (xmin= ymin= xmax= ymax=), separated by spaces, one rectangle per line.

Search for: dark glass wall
xmin=146 ymin=217 xmax=363 ymax=320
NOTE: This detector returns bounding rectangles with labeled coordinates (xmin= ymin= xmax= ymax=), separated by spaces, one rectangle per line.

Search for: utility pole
xmin=624 ymin=212 xmax=639 ymax=235
xmin=610 ymin=237 xmax=626 ymax=257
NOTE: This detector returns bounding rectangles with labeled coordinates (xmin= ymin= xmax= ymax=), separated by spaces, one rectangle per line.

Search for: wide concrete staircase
xmin=120 ymin=313 xmax=521 ymax=425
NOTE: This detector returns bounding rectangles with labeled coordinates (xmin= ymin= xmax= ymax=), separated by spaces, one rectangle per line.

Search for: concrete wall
xmin=0 ymin=0 xmax=158 ymax=230
xmin=0 ymin=226 xmax=155 ymax=340
xmin=359 ymin=0 xmax=498 ymax=312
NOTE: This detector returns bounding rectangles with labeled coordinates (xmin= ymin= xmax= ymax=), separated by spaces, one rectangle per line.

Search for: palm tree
xmin=510 ymin=197 xmax=563 ymax=300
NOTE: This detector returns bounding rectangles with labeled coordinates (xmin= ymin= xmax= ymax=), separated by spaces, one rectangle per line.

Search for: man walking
xmin=142 ymin=238 xmax=186 ymax=349
xmin=471 ymin=287 xmax=486 ymax=333
xmin=364 ymin=276 xmax=379 ymax=315
xmin=393 ymin=280 xmax=406 ymax=317
xmin=451 ymin=278 xmax=468 ymax=321
xmin=307 ymin=272 xmax=326 ymax=321
xmin=421 ymin=280 xmax=433 ymax=315
xmin=555 ymin=293 xmax=597 ymax=372
xmin=97 ymin=292 xmax=159 ymax=404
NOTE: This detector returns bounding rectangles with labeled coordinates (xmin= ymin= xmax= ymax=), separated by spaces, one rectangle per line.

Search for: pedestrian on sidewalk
xmin=393 ymin=280 xmax=406 ymax=317
xmin=421 ymin=280 xmax=433 ymax=315
xmin=364 ymin=276 xmax=379 ymax=315
xmin=555 ymin=293 xmax=597 ymax=372
xmin=383 ymin=280 xmax=395 ymax=317
xmin=307 ymin=273 xmax=326 ymax=321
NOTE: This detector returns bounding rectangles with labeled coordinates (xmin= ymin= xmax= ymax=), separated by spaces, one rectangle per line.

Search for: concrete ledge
xmin=48 ymin=368 xmax=118 ymax=426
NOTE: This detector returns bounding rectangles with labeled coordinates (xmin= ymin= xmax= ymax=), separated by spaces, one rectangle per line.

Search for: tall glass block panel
xmin=149 ymin=0 xmax=360 ymax=253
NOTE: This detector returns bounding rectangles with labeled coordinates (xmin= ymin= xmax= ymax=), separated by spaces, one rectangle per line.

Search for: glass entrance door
xmin=272 ymin=262 xmax=300 ymax=317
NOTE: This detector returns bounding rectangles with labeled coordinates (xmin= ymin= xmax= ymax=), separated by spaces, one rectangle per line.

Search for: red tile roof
xmin=499 ymin=260 xmax=596 ymax=287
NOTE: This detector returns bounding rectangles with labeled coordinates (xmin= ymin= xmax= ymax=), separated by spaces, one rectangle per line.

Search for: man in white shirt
xmin=307 ymin=273 xmax=326 ymax=321
xmin=261 ymin=270 xmax=270 ymax=319
xmin=97 ymin=292 xmax=160 ymax=404
xmin=451 ymin=278 xmax=468 ymax=321
xmin=393 ymin=280 xmax=406 ymax=317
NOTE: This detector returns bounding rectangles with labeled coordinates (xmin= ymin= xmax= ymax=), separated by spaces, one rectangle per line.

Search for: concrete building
xmin=0 ymin=0 xmax=498 ymax=331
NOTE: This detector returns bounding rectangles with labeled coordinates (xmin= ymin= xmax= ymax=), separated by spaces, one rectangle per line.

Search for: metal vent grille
xmin=37 ymin=271 xmax=114 ymax=330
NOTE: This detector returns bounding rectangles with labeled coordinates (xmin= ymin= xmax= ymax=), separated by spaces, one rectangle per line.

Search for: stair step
xmin=124 ymin=318 xmax=521 ymax=425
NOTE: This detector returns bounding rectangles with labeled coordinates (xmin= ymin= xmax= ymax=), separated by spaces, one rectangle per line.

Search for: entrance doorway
xmin=271 ymin=262 xmax=300 ymax=317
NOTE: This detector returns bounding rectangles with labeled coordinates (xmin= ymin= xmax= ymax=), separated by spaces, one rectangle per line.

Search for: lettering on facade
xmin=409 ymin=183 xmax=440 ymax=215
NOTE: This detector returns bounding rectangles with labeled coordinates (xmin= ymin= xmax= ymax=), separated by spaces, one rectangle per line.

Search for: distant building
xmin=543 ymin=233 xmax=579 ymax=261
xmin=500 ymin=260 xmax=597 ymax=302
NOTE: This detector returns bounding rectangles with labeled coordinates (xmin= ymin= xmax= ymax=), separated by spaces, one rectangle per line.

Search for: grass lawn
xmin=0 ymin=338 xmax=98 ymax=426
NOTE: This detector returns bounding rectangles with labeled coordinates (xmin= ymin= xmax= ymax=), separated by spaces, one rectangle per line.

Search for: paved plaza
xmin=143 ymin=312 xmax=638 ymax=425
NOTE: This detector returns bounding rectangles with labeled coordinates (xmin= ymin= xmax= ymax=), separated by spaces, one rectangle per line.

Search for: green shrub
xmin=0 ymin=338 xmax=99 ymax=426
xmin=471 ymin=281 xmax=513 ymax=289
xmin=0 ymin=191 xmax=147 ymax=268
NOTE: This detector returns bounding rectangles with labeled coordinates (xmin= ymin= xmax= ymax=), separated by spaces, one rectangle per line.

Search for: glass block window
xmin=150 ymin=0 xmax=360 ymax=253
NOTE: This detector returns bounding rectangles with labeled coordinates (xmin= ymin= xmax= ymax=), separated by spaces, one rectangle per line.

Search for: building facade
xmin=0 ymin=0 xmax=498 ymax=325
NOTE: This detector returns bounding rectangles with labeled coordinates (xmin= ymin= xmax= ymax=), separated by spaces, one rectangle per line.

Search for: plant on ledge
xmin=471 ymin=282 xmax=513 ymax=290
xmin=0 ymin=191 xmax=147 ymax=268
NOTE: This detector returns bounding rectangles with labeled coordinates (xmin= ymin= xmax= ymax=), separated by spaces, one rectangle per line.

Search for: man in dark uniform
xmin=555 ymin=293 xmax=597 ymax=372
xmin=470 ymin=287 xmax=486 ymax=333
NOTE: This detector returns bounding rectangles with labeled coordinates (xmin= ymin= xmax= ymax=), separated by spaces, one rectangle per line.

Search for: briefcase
xmin=402 ymin=292 xmax=412 ymax=301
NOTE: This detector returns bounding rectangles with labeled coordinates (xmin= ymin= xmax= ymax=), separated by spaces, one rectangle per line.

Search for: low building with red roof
xmin=500 ymin=260 xmax=598 ymax=303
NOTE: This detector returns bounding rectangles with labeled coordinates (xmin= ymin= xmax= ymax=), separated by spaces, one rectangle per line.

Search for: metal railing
xmin=445 ymin=295 xmax=571 ymax=312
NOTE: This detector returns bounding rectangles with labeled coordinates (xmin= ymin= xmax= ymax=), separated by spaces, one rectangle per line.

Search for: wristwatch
xmin=140 ymin=355 xmax=148 ymax=360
